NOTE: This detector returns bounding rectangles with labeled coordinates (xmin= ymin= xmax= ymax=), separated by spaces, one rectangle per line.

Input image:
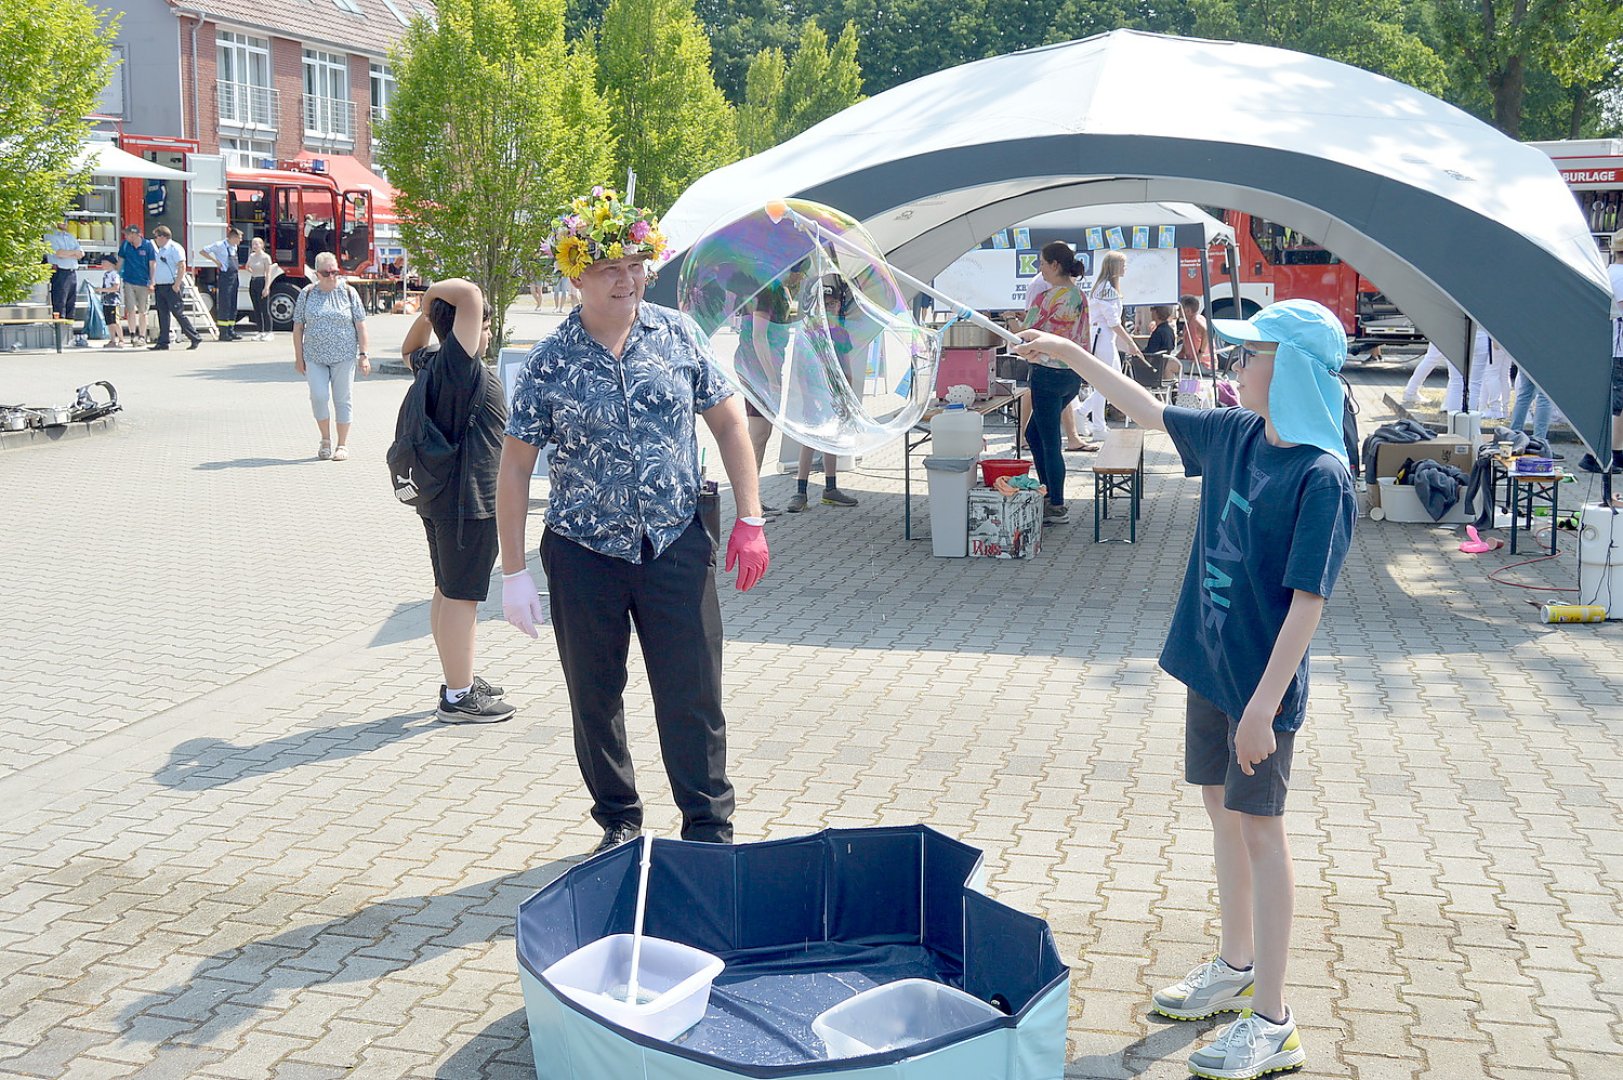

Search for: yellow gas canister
xmin=1540 ymin=604 xmax=1608 ymax=624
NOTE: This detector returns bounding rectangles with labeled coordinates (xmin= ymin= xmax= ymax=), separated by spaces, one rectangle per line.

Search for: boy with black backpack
xmin=394 ymin=278 xmax=514 ymax=723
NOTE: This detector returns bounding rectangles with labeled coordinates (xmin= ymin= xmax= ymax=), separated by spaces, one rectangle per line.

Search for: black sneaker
xmin=1043 ymin=504 xmax=1069 ymax=523
xmin=472 ymin=675 xmax=504 ymax=700
xmin=187 ymin=337 xmax=202 ymax=350
xmin=436 ymin=685 xmax=516 ymax=724
xmin=592 ymin=822 xmax=641 ymax=855
xmin=1578 ymin=453 xmax=1610 ymax=474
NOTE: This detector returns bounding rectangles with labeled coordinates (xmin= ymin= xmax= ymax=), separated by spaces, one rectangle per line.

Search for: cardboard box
xmin=967 ymin=488 xmax=1042 ymax=558
xmin=1368 ymin=439 xmax=1475 ymax=511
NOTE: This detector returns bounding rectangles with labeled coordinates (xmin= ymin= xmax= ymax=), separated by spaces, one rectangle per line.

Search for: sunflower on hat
xmin=540 ymin=186 xmax=667 ymax=280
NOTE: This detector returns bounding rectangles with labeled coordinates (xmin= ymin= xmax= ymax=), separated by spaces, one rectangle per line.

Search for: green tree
xmin=1431 ymin=0 xmax=1622 ymax=137
xmin=378 ymin=0 xmax=612 ymax=356
xmin=1191 ymin=0 xmax=1447 ymax=96
xmin=736 ymin=19 xmax=864 ymax=155
xmin=695 ymin=0 xmax=798 ymax=103
xmin=597 ymin=0 xmax=740 ymax=212
xmin=0 ymin=0 xmax=118 ymax=303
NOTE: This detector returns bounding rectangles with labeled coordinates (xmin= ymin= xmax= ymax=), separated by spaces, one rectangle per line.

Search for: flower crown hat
xmin=541 ymin=186 xmax=668 ymax=279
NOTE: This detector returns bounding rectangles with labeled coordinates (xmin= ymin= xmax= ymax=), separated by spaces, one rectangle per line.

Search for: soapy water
xmin=678 ymin=199 xmax=941 ymax=457
xmin=604 ymin=982 xmax=662 ymax=1006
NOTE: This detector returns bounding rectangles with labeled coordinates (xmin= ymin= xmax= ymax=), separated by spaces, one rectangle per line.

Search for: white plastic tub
xmin=541 ymin=934 xmax=723 ymax=1041
xmin=812 ymin=978 xmax=1003 ymax=1058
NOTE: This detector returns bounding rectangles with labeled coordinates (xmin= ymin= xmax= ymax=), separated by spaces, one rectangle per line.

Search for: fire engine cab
xmin=225 ymin=160 xmax=377 ymax=329
xmin=1193 ymin=210 xmax=1423 ymax=354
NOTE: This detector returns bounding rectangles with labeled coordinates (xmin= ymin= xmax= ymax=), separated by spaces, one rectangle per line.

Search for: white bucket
xmin=812 ymin=978 xmax=1002 ymax=1058
xmin=541 ymin=934 xmax=723 ymax=1041
xmin=1578 ymin=504 xmax=1623 ymax=617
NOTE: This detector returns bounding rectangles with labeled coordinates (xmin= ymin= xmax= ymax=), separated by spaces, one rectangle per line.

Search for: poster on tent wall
xmin=933 ymin=246 xmax=1179 ymax=310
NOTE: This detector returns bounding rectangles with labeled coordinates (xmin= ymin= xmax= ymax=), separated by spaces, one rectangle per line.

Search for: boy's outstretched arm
xmin=1235 ymin=590 xmax=1326 ymax=775
xmin=1011 ymin=330 xmax=1168 ymax=431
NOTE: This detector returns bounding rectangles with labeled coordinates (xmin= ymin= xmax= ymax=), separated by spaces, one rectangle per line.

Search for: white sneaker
xmin=1187 ymin=1009 xmax=1305 ymax=1080
xmin=1152 ymin=957 xmax=1255 ymax=1020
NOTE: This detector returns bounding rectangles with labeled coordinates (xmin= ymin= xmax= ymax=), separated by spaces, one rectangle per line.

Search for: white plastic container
xmin=540 ymin=934 xmax=723 ymax=1041
xmin=1578 ymin=503 xmax=1623 ymax=617
xmin=923 ymin=456 xmax=976 ymax=557
xmin=812 ymin=978 xmax=1003 ymax=1058
xmin=930 ymin=404 xmax=984 ymax=458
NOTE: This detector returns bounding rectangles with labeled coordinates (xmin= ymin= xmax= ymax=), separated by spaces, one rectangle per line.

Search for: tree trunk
xmin=1568 ymin=83 xmax=1587 ymax=140
xmin=1491 ymin=54 xmax=1525 ymax=138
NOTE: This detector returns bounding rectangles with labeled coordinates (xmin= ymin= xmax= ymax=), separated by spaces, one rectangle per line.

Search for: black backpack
xmin=386 ymin=351 xmax=470 ymax=510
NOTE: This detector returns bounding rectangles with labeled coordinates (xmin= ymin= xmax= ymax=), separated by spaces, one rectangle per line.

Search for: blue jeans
xmin=1510 ymin=377 xmax=1551 ymax=442
xmin=1024 ymin=365 xmax=1083 ymax=507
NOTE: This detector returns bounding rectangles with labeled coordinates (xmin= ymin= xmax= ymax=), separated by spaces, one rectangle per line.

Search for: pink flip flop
xmin=1459 ymin=526 xmax=1502 ymax=554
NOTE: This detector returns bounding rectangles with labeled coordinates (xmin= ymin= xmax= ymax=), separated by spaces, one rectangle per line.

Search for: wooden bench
xmin=0 ymin=318 xmax=74 ymax=353
xmin=1091 ymin=428 xmax=1145 ymax=542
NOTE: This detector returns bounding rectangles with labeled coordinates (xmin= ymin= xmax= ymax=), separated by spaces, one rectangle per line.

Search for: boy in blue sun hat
xmin=1014 ymin=297 xmax=1356 ymax=1080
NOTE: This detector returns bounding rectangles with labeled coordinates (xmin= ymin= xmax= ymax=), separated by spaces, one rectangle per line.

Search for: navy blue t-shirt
xmin=1159 ymin=406 xmax=1357 ymax=731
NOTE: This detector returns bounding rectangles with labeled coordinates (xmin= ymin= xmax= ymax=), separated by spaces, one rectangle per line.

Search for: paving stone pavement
xmin=1 ymin=330 xmax=1620 ymax=1079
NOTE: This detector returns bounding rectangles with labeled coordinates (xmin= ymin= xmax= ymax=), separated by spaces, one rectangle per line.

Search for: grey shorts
xmin=123 ymin=283 xmax=150 ymax=315
xmin=1184 ymin=688 xmax=1296 ymax=817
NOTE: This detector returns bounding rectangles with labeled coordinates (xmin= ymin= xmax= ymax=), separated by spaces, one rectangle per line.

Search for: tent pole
xmin=1461 ymin=321 xmax=1473 ymax=413
xmin=1199 ymin=244 xmax=1218 ymax=397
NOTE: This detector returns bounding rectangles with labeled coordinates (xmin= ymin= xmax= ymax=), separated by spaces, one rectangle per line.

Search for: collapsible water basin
xmin=517 ymin=825 xmax=1070 ymax=1079
xmin=541 ymin=933 xmax=723 ymax=1041
xmin=812 ymin=978 xmax=1005 ymax=1057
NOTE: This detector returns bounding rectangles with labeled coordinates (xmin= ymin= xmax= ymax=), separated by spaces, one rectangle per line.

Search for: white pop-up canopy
xmin=653 ymin=30 xmax=1616 ymax=457
xmin=73 ymin=140 xmax=195 ymax=181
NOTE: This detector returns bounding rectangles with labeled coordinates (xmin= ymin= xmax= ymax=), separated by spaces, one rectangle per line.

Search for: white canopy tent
xmin=73 ymin=140 xmax=195 ymax=181
xmin=653 ymin=30 xmax=1616 ymax=457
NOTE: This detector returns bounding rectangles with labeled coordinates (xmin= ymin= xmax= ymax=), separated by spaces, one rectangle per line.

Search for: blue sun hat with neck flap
xmin=1210 ymin=298 xmax=1349 ymax=467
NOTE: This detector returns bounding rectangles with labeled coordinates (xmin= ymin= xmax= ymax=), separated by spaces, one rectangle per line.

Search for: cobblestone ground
xmin=1 ymin=325 xmax=1619 ymax=1079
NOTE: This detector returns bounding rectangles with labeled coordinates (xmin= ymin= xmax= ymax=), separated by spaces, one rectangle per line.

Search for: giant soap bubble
xmin=678 ymin=199 xmax=941 ymax=456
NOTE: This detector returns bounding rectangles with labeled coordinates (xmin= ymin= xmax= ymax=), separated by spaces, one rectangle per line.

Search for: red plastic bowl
xmin=980 ymin=458 xmax=1032 ymax=486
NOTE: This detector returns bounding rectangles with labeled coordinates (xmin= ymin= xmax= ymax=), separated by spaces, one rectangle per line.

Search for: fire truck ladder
xmin=180 ymin=274 xmax=219 ymax=340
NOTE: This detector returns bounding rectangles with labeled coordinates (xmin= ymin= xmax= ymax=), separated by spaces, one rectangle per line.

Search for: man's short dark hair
xmin=152 ymin=225 xmax=172 ymax=239
xmin=428 ymin=297 xmax=494 ymax=343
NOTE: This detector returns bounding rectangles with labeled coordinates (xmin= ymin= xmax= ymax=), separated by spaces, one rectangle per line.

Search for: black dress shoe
xmin=149 ymin=344 xmax=169 ymax=351
xmin=591 ymin=822 xmax=641 ymax=855
xmin=187 ymin=338 xmax=202 ymax=350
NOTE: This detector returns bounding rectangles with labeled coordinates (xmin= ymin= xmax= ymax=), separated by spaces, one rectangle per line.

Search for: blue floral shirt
xmin=507 ymin=303 xmax=734 ymax=563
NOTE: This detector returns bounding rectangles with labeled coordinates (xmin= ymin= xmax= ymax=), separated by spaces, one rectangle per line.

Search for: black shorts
xmin=1184 ymin=688 xmax=1296 ymax=817
xmin=421 ymin=516 xmax=499 ymax=601
xmin=1610 ymin=355 xmax=1623 ymax=417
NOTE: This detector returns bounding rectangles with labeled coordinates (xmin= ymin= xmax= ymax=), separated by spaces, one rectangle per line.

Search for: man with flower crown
xmin=496 ymin=187 xmax=770 ymax=855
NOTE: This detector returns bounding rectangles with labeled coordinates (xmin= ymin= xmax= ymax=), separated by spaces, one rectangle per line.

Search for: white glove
xmin=502 ymin=569 xmax=548 ymax=638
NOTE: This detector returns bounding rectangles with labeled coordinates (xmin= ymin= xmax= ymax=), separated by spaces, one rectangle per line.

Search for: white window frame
xmin=378 ymin=0 xmax=411 ymax=26
xmin=369 ymin=63 xmax=396 ymax=124
xmin=220 ymin=136 xmax=277 ymax=171
xmin=217 ymin=31 xmax=274 ymax=131
xmin=302 ymin=48 xmax=353 ymax=143
xmin=333 ymin=0 xmax=364 ymax=14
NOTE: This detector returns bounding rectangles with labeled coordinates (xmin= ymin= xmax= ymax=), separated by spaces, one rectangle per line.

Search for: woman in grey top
xmin=292 ymin=251 xmax=371 ymax=460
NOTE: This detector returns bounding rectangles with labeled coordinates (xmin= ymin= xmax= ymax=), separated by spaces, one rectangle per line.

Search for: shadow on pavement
xmin=116 ymin=861 xmax=576 ymax=1052
xmin=436 ymin=1007 xmax=533 ymax=1078
xmin=195 ymin=456 xmax=312 ymax=470
xmin=153 ymin=710 xmax=441 ymax=790
xmin=1069 ymin=1015 xmax=1212 ymax=1078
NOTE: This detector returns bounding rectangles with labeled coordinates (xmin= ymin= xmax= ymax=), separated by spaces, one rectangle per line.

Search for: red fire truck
xmin=1190 ymin=210 xmax=1422 ymax=355
xmin=225 ymin=161 xmax=377 ymax=328
xmin=1529 ymin=138 xmax=1623 ymax=254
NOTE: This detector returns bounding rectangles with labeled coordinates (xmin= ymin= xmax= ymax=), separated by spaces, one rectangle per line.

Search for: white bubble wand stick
xmin=764 ymin=198 xmax=1024 ymax=348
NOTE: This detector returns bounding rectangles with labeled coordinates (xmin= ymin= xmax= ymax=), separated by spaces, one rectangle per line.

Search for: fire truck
xmin=225 ymin=161 xmax=378 ymax=329
xmin=1191 ymin=210 xmax=1423 ymax=355
xmin=1528 ymin=138 xmax=1623 ymax=253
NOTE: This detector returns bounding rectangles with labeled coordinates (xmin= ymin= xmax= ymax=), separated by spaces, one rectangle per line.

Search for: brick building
xmin=99 ymin=0 xmax=431 ymax=174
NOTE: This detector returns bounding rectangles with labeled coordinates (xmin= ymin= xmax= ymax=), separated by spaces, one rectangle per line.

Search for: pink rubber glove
xmin=724 ymin=519 xmax=769 ymax=592
xmin=502 ymin=569 xmax=548 ymax=638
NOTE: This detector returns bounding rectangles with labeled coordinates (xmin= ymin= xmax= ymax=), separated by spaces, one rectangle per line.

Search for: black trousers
xmin=215 ymin=270 xmax=239 ymax=336
xmin=153 ymin=283 xmax=199 ymax=346
xmin=50 ymin=268 xmax=78 ymax=321
xmin=540 ymin=518 xmax=733 ymax=842
xmin=249 ymin=275 xmax=270 ymax=330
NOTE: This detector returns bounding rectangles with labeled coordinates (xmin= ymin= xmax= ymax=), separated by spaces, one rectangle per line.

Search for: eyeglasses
xmin=1232 ymin=343 xmax=1277 ymax=370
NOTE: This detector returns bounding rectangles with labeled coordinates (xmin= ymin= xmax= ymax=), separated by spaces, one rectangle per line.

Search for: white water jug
xmin=930 ymin=403 xmax=983 ymax=458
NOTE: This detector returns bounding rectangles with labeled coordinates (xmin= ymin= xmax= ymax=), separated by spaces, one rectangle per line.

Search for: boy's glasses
xmin=1233 ymin=343 xmax=1277 ymax=370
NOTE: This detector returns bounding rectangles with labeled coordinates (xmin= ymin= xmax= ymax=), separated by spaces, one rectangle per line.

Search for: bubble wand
xmin=763 ymin=199 xmax=1024 ymax=348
